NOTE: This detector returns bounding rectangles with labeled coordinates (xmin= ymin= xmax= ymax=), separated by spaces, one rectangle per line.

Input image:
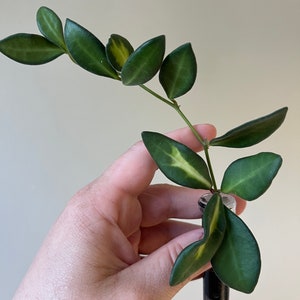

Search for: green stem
xmin=139 ymin=84 xmax=218 ymax=191
xmin=140 ymin=84 xmax=174 ymax=107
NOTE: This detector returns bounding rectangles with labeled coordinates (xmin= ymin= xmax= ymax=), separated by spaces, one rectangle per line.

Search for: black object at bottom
xmin=203 ymin=269 xmax=229 ymax=300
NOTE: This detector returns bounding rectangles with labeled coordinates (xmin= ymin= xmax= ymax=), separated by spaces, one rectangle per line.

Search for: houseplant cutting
xmin=0 ymin=6 xmax=288 ymax=299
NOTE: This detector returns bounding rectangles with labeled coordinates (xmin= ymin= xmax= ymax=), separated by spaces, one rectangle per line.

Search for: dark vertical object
xmin=199 ymin=193 xmax=235 ymax=300
xmin=203 ymin=269 xmax=229 ymax=300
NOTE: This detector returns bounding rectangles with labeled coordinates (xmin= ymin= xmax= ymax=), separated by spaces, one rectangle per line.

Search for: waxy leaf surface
xmin=64 ymin=19 xmax=119 ymax=79
xmin=106 ymin=34 xmax=134 ymax=71
xmin=170 ymin=194 xmax=226 ymax=285
xmin=36 ymin=6 xmax=66 ymax=50
xmin=212 ymin=208 xmax=261 ymax=293
xmin=0 ymin=33 xmax=64 ymax=65
xmin=221 ymin=152 xmax=282 ymax=200
xmin=142 ymin=131 xmax=212 ymax=189
xmin=210 ymin=107 xmax=288 ymax=148
xmin=121 ymin=35 xmax=165 ymax=85
xmin=159 ymin=43 xmax=197 ymax=99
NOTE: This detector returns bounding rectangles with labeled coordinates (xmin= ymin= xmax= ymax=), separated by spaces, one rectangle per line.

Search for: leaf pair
xmin=142 ymin=126 xmax=283 ymax=201
xmin=0 ymin=7 xmax=65 ymax=65
xmin=0 ymin=7 xmax=119 ymax=79
xmin=211 ymin=107 xmax=287 ymax=200
xmin=38 ymin=7 xmax=119 ymax=79
xmin=170 ymin=194 xmax=261 ymax=294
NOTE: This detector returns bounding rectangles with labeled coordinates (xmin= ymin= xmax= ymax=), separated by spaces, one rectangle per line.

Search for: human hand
xmin=14 ymin=124 xmax=246 ymax=300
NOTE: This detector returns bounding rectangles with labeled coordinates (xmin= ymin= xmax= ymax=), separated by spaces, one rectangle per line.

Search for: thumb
xmin=122 ymin=228 xmax=208 ymax=299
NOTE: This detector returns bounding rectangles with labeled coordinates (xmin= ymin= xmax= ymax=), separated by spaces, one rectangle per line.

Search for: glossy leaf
xmin=142 ymin=131 xmax=212 ymax=189
xmin=170 ymin=194 xmax=226 ymax=285
xmin=159 ymin=43 xmax=197 ymax=99
xmin=64 ymin=19 xmax=119 ymax=79
xmin=212 ymin=208 xmax=261 ymax=293
xmin=36 ymin=6 xmax=66 ymax=50
xmin=106 ymin=34 xmax=134 ymax=71
xmin=0 ymin=33 xmax=64 ymax=65
xmin=121 ymin=35 xmax=165 ymax=85
xmin=210 ymin=107 xmax=288 ymax=148
xmin=221 ymin=152 xmax=282 ymax=200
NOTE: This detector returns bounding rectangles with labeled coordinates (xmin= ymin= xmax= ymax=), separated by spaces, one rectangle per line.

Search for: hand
xmin=14 ymin=124 xmax=246 ymax=300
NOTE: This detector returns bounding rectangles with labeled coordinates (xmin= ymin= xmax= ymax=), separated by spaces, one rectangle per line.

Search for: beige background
xmin=1 ymin=1 xmax=299 ymax=299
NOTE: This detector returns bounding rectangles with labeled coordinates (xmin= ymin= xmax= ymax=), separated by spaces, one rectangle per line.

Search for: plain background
xmin=1 ymin=1 xmax=299 ymax=299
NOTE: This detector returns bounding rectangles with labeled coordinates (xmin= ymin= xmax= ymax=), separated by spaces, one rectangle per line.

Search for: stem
xmin=139 ymin=84 xmax=175 ymax=108
xmin=139 ymin=84 xmax=218 ymax=191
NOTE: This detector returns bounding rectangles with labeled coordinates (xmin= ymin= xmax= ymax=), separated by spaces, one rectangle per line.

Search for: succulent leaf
xmin=142 ymin=131 xmax=212 ymax=189
xmin=0 ymin=33 xmax=64 ymax=65
xmin=121 ymin=35 xmax=165 ymax=85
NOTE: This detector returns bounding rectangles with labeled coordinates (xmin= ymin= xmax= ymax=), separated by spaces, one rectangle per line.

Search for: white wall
xmin=1 ymin=1 xmax=299 ymax=299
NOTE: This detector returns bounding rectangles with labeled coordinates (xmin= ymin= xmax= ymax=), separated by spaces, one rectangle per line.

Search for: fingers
xmin=76 ymin=124 xmax=216 ymax=236
xmin=139 ymin=184 xmax=206 ymax=227
xmin=97 ymin=124 xmax=217 ymax=197
xmin=139 ymin=184 xmax=247 ymax=227
xmin=138 ymin=202 xmax=247 ymax=255
xmin=139 ymin=220 xmax=201 ymax=254
xmin=119 ymin=229 xmax=209 ymax=299
xmin=138 ymin=184 xmax=247 ymax=254
xmin=235 ymin=195 xmax=247 ymax=215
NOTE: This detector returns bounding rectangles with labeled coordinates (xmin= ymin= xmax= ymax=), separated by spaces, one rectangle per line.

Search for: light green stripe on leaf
xmin=142 ymin=131 xmax=212 ymax=189
xmin=106 ymin=34 xmax=134 ymax=71
xmin=170 ymin=194 xmax=226 ymax=285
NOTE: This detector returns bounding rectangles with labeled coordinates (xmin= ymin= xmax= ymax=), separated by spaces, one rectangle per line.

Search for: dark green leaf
xmin=221 ymin=152 xmax=282 ymax=200
xmin=0 ymin=33 xmax=64 ymax=65
xmin=170 ymin=194 xmax=226 ymax=285
xmin=106 ymin=34 xmax=134 ymax=71
xmin=210 ymin=107 xmax=288 ymax=148
xmin=121 ymin=35 xmax=165 ymax=85
xmin=212 ymin=208 xmax=261 ymax=293
xmin=36 ymin=6 xmax=66 ymax=50
xmin=159 ymin=43 xmax=197 ymax=99
xmin=142 ymin=131 xmax=212 ymax=189
xmin=64 ymin=19 xmax=119 ymax=79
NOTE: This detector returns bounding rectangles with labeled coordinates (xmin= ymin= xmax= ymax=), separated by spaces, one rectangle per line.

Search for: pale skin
xmin=14 ymin=124 xmax=246 ymax=300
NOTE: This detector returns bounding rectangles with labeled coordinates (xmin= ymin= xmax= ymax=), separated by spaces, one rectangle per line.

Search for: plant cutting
xmin=0 ymin=6 xmax=288 ymax=299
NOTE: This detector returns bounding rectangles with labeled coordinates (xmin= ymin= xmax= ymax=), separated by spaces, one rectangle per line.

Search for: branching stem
xmin=140 ymin=84 xmax=218 ymax=191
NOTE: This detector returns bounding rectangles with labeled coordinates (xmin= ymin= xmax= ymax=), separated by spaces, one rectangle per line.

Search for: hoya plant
xmin=0 ymin=6 xmax=288 ymax=298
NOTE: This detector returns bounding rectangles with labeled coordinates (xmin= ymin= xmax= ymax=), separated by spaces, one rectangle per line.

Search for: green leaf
xmin=121 ymin=35 xmax=165 ymax=85
xmin=142 ymin=131 xmax=212 ymax=189
xmin=106 ymin=34 xmax=134 ymax=71
xmin=210 ymin=107 xmax=288 ymax=148
xmin=221 ymin=152 xmax=282 ymax=200
xmin=170 ymin=194 xmax=226 ymax=285
xmin=0 ymin=33 xmax=64 ymax=65
xmin=36 ymin=6 xmax=66 ymax=50
xmin=212 ymin=208 xmax=261 ymax=293
xmin=64 ymin=19 xmax=119 ymax=79
xmin=159 ymin=43 xmax=197 ymax=99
